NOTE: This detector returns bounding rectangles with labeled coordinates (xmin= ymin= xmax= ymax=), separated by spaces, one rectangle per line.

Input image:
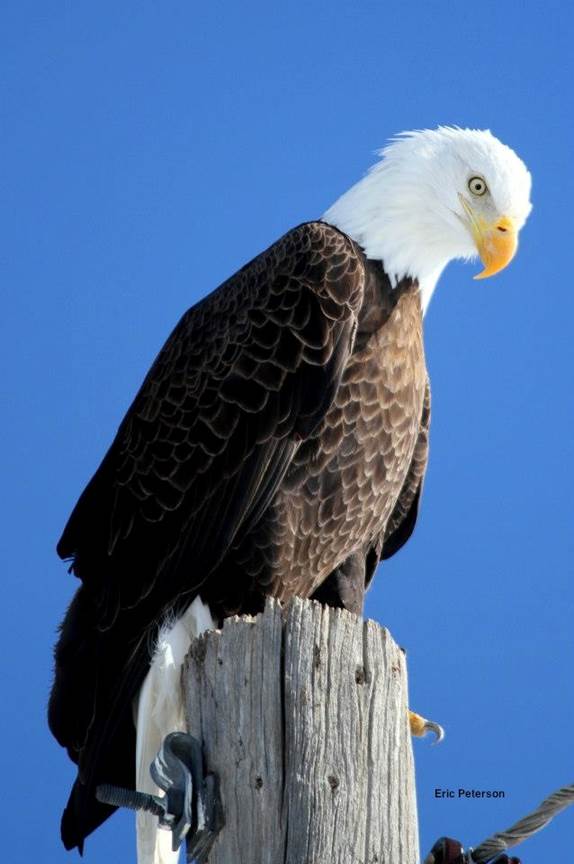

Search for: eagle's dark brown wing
xmin=51 ymin=222 xmax=365 ymax=850
xmin=57 ymin=221 xmax=364 ymax=625
xmin=381 ymin=376 xmax=430 ymax=560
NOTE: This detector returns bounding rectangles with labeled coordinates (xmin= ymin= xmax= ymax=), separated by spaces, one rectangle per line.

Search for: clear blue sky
xmin=2 ymin=2 xmax=572 ymax=861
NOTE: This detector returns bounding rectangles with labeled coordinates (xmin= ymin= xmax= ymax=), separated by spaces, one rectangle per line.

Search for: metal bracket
xmin=96 ymin=731 xmax=223 ymax=862
xmin=423 ymin=837 xmax=522 ymax=864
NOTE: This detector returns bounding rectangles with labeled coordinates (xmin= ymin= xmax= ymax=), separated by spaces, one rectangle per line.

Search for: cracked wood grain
xmin=183 ymin=598 xmax=419 ymax=864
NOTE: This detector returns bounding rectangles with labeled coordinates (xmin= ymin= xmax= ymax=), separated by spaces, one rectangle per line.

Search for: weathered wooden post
xmin=183 ymin=597 xmax=419 ymax=864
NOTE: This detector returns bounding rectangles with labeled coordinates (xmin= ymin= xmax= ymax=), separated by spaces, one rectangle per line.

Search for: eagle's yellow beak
xmin=473 ymin=214 xmax=518 ymax=280
xmin=459 ymin=195 xmax=518 ymax=280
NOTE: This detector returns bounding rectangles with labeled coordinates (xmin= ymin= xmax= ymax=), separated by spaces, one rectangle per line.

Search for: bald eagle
xmin=49 ymin=127 xmax=532 ymax=863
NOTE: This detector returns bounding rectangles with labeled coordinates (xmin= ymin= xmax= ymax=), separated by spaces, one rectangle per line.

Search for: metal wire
xmin=469 ymin=783 xmax=574 ymax=863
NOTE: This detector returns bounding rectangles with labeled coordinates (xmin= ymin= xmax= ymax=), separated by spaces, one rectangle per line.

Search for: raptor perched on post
xmin=49 ymin=127 xmax=532 ymax=863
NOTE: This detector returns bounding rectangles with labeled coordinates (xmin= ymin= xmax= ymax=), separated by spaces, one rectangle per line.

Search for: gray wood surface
xmin=183 ymin=598 xmax=419 ymax=864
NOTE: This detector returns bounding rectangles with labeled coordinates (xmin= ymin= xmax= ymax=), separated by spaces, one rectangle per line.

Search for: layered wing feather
xmin=381 ymin=377 xmax=430 ymax=559
xmin=51 ymin=221 xmax=365 ymax=849
xmin=58 ymin=221 xmax=364 ymax=624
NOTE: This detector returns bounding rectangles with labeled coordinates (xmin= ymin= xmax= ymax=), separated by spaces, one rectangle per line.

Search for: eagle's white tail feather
xmin=134 ymin=596 xmax=215 ymax=864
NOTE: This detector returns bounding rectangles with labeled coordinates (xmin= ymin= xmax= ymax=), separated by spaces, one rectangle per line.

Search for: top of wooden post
xmin=183 ymin=598 xmax=419 ymax=864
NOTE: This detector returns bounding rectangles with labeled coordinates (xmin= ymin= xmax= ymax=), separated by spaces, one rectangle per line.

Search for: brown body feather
xmin=49 ymin=222 xmax=429 ymax=850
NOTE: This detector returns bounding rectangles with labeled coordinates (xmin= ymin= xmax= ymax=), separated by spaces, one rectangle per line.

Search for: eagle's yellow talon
xmin=409 ymin=709 xmax=444 ymax=743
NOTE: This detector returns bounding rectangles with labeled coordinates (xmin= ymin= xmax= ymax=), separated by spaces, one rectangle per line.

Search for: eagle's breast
xmin=251 ymin=275 xmax=427 ymax=599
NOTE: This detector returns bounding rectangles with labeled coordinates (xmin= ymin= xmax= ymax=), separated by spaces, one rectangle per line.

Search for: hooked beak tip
xmin=468 ymin=208 xmax=518 ymax=280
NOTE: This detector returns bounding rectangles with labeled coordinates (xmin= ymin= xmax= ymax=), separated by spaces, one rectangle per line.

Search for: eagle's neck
xmin=356 ymin=256 xmax=422 ymax=337
xmin=323 ymin=166 xmax=455 ymax=315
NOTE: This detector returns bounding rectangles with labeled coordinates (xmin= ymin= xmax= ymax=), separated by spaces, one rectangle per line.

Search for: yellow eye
xmin=468 ymin=176 xmax=488 ymax=196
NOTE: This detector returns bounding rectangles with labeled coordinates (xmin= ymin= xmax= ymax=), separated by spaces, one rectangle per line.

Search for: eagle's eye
xmin=468 ymin=176 xmax=488 ymax=197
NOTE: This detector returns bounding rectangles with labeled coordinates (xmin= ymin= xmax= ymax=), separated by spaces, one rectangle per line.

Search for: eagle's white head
xmin=323 ymin=127 xmax=532 ymax=312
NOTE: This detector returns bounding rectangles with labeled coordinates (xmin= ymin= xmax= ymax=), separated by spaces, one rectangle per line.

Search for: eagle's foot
xmin=409 ymin=709 xmax=444 ymax=743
